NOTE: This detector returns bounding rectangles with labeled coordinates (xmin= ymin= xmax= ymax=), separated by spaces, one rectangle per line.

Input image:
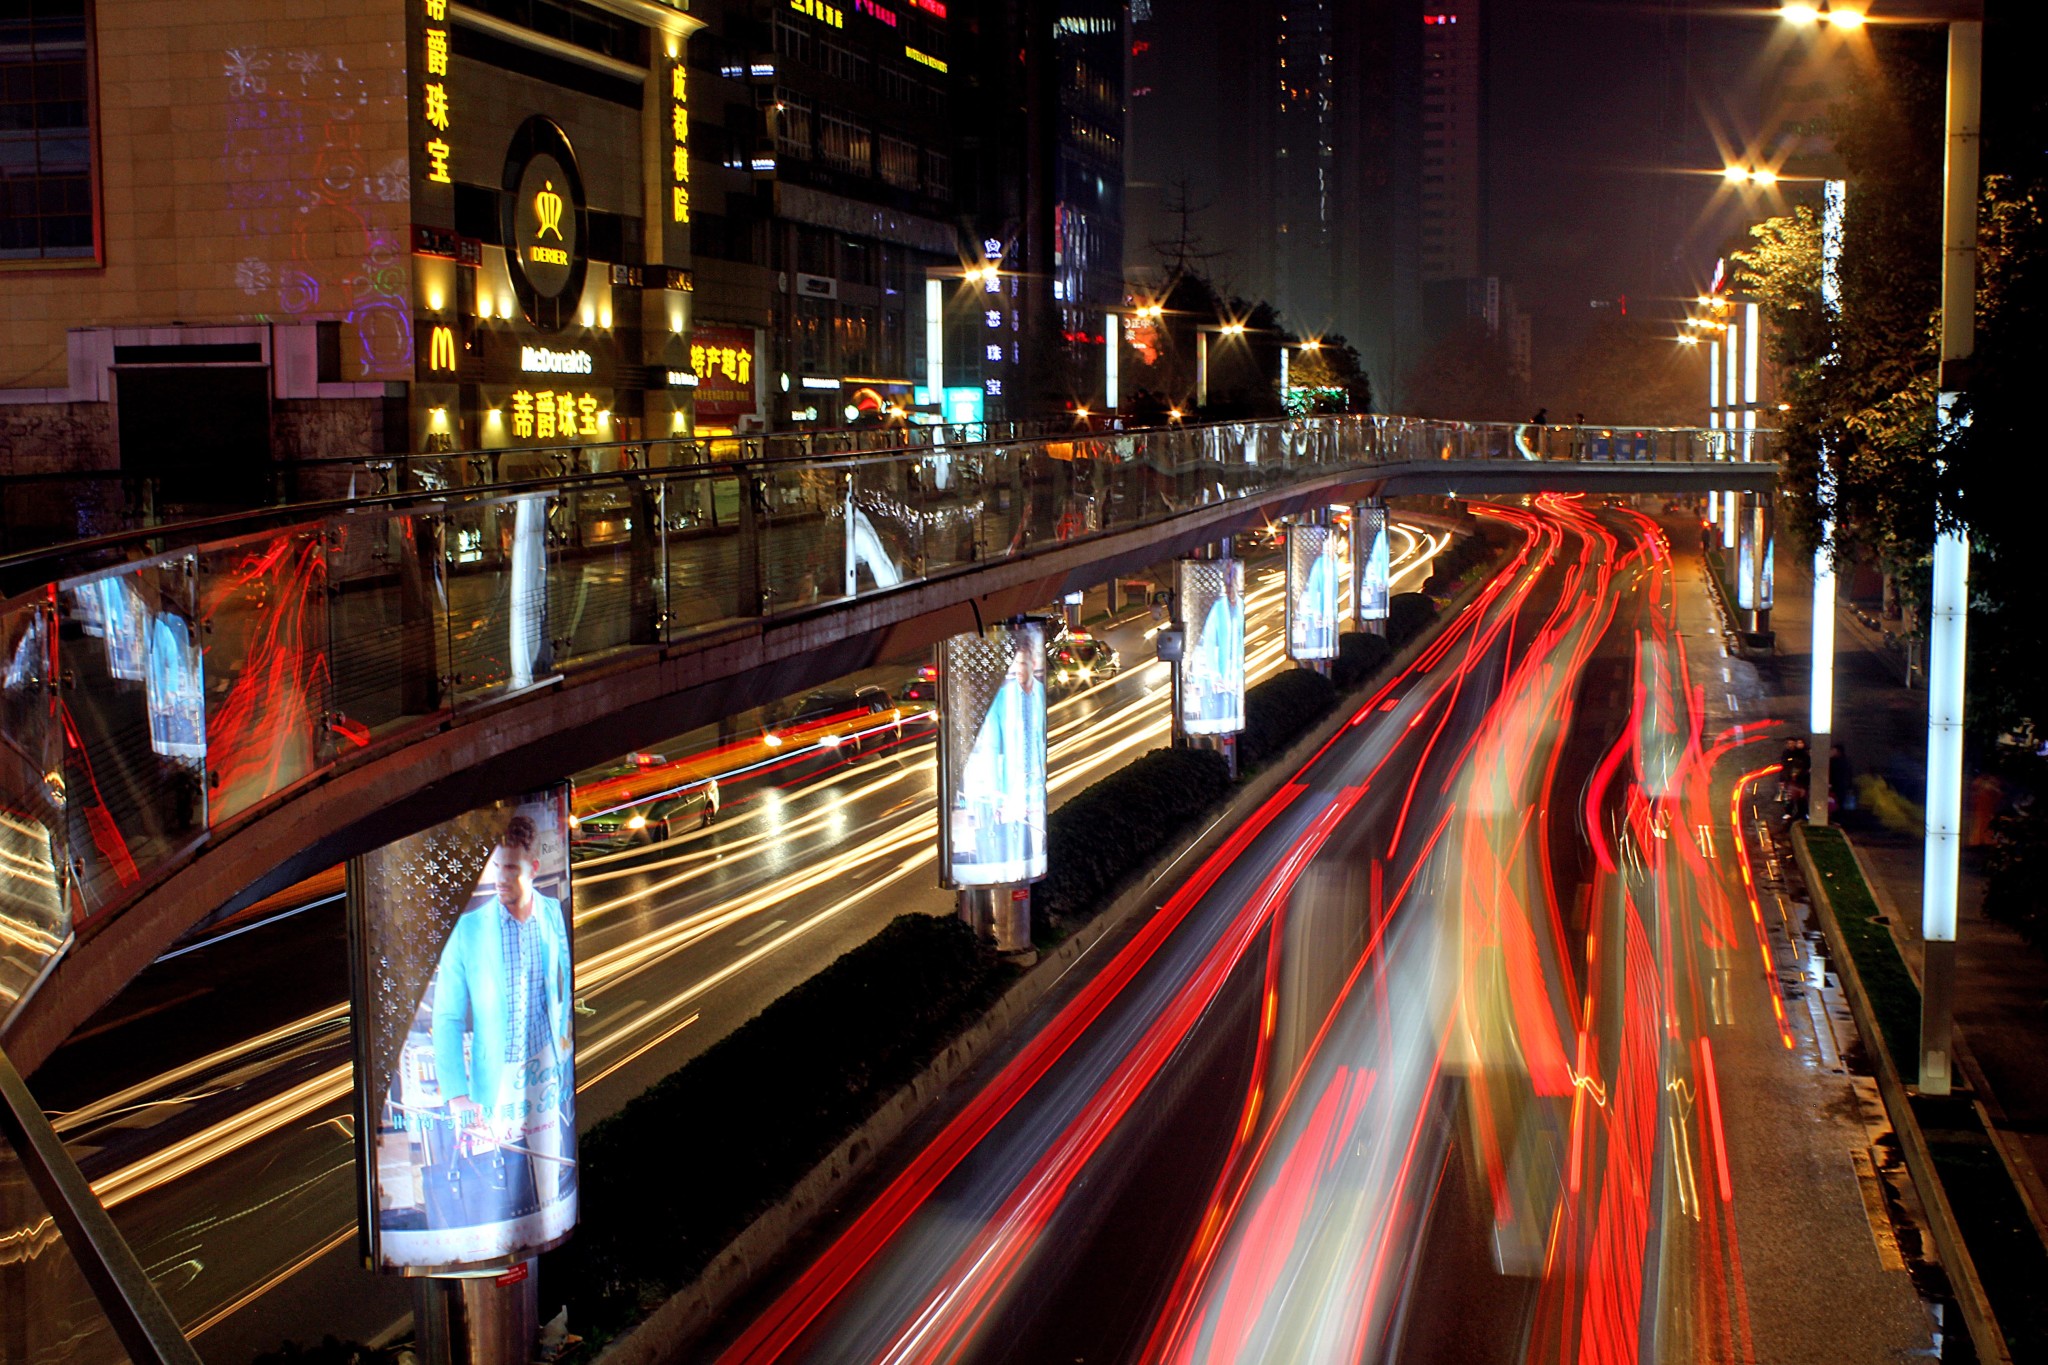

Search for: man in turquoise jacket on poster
xmin=431 ymin=812 xmax=574 ymax=1227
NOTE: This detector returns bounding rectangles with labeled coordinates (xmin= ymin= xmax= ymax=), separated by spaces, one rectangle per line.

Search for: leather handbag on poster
xmin=423 ymin=1140 xmax=540 ymax=1229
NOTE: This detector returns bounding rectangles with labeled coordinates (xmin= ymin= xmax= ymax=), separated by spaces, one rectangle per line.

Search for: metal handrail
xmin=0 ymin=414 xmax=1772 ymax=587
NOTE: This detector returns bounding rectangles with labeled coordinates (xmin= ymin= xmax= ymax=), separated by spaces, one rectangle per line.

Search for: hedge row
xmin=1033 ymin=746 xmax=1234 ymax=937
xmin=1421 ymin=521 xmax=1511 ymax=599
xmin=1238 ymin=667 xmax=1339 ymax=774
xmin=540 ymin=914 xmax=1017 ymax=1345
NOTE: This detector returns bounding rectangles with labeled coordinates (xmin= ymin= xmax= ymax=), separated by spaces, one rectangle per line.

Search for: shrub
xmin=1387 ymin=592 xmax=1434 ymax=646
xmin=542 ymin=914 xmax=1016 ymax=1342
xmin=1033 ymin=746 xmax=1233 ymax=937
xmin=1238 ymin=667 xmax=1338 ymax=773
xmin=1333 ymin=630 xmax=1392 ymax=691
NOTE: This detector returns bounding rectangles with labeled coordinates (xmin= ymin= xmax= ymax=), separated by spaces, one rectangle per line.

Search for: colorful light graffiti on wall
xmin=222 ymin=44 xmax=413 ymax=378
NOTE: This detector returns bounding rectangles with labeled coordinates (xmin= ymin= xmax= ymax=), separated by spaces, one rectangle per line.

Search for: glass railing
xmin=0 ymin=414 xmax=1771 ymax=1023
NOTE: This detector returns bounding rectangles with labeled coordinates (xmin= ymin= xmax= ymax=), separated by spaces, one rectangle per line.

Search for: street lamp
xmin=1781 ymin=0 xmax=1979 ymax=1097
xmin=1781 ymin=1 xmax=1867 ymax=28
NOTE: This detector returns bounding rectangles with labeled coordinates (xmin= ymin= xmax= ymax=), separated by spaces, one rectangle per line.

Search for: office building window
xmin=796 ymin=295 xmax=831 ymax=370
xmin=818 ymin=109 xmax=870 ymax=175
xmin=878 ymin=134 xmax=919 ymax=190
xmin=1 ymin=0 xmax=95 ymax=263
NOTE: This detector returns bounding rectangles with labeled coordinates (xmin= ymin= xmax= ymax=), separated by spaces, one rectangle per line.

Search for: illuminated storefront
xmin=409 ymin=3 xmax=703 ymax=459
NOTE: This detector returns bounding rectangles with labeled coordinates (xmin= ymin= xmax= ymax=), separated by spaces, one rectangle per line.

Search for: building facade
xmin=1 ymin=0 xmax=703 ymax=500
xmin=682 ymin=0 xmax=959 ymax=436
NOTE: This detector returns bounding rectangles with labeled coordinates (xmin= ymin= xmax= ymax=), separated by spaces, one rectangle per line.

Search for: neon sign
xmin=670 ymin=53 xmax=690 ymax=224
xmin=906 ymin=46 xmax=947 ymax=72
xmin=791 ymin=0 xmax=845 ymax=27
xmin=422 ymin=0 xmax=453 ymax=184
xmin=509 ymin=389 xmax=608 ymax=440
xmin=519 ymin=346 xmax=594 ymax=375
xmin=854 ymin=0 xmax=898 ymax=24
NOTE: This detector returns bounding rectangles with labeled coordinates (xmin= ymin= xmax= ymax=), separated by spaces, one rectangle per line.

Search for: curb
xmin=1835 ymin=835 xmax=2048 ymax=1270
xmin=1790 ymin=824 xmax=2012 ymax=1365
xmin=591 ymin=541 xmax=1505 ymax=1365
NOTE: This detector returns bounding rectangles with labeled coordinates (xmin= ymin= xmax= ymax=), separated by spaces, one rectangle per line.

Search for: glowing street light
xmin=1782 ymin=0 xmax=1980 ymax=1099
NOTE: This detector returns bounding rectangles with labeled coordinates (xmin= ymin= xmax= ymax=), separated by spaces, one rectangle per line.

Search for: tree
xmin=1542 ymin=315 xmax=1708 ymax=427
xmin=1394 ymin=323 xmax=1523 ymax=422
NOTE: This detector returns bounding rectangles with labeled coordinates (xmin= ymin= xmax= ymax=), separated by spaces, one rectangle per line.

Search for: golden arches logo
xmin=534 ymin=179 xmax=565 ymax=241
xmin=428 ymin=325 xmax=457 ymax=372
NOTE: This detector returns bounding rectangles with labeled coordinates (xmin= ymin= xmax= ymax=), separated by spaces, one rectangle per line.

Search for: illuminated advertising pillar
xmin=1723 ymin=323 xmax=1741 ymax=547
xmin=1286 ymin=515 xmax=1341 ymax=671
xmin=1354 ymin=500 xmax=1390 ymax=635
xmin=348 ymin=786 xmax=577 ymax=1364
xmin=938 ymin=621 xmax=1049 ymax=957
xmin=1177 ymin=557 xmax=1245 ymax=776
xmin=1812 ymin=178 xmax=1847 ymax=828
xmin=1707 ymin=338 xmax=1721 ymax=524
xmin=1736 ymin=492 xmax=1756 ymax=616
xmin=1755 ymin=495 xmax=1774 ymax=632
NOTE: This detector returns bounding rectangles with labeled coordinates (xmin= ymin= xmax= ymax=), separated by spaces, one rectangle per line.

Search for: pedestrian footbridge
xmin=0 ymin=415 xmax=1776 ymax=1071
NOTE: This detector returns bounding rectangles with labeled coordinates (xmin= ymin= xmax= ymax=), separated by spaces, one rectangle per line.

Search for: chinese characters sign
xmin=508 ymin=390 xmax=610 ymax=442
xmin=422 ymin=0 xmax=453 ymax=184
xmin=690 ymin=325 xmax=758 ymax=419
xmin=670 ymin=53 xmax=689 ymax=224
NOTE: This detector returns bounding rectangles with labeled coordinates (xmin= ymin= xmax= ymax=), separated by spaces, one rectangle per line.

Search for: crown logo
xmin=534 ymin=179 xmax=565 ymax=241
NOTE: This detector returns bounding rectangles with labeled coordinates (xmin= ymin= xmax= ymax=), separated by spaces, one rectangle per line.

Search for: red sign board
xmin=691 ymin=324 xmax=758 ymax=420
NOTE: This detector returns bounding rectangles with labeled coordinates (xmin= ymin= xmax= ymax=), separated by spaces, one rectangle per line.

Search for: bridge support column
xmin=412 ymin=1264 xmax=539 ymax=1365
xmin=956 ymin=885 xmax=1034 ymax=961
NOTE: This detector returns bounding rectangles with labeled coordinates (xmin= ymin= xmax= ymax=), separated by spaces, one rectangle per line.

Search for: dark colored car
xmin=1049 ymin=635 xmax=1121 ymax=692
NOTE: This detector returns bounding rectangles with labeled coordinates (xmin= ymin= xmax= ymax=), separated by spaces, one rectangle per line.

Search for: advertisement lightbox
xmin=938 ymin=622 xmax=1048 ymax=887
xmin=1287 ymin=523 xmax=1341 ymax=661
xmin=1178 ymin=558 xmax=1245 ymax=736
xmin=349 ymin=787 xmax=578 ymax=1273
xmin=1356 ymin=505 xmax=1390 ymax=623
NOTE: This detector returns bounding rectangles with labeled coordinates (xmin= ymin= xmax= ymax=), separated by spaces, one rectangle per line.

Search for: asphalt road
xmin=704 ymin=496 xmax=1949 ymax=1365
xmin=21 ymin=524 xmax=1448 ymax=1364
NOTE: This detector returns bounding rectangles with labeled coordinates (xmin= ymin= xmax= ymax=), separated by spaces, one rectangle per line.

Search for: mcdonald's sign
xmin=427 ymin=325 xmax=458 ymax=373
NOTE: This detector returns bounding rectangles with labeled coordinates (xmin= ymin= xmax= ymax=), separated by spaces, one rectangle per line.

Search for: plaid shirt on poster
xmin=500 ymin=907 xmax=551 ymax=1067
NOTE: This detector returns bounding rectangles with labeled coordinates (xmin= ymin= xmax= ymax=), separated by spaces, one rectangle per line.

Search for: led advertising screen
xmin=938 ymin=622 xmax=1048 ymax=887
xmin=1179 ymin=558 xmax=1245 ymax=736
xmin=349 ymin=787 xmax=578 ymax=1273
xmin=1356 ymin=505 xmax=1390 ymax=623
xmin=1287 ymin=523 xmax=1341 ymax=661
xmin=1758 ymin=505 xmax=1775 ymax=611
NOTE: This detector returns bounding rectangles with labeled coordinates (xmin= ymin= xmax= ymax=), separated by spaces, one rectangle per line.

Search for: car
xmin=765 ymin=684 xmax=902 ymax=757
xmin=572 ymin=752 xmax=722 ymax=848
xmin=1049 ymin=634 xmax=1121 ymax=691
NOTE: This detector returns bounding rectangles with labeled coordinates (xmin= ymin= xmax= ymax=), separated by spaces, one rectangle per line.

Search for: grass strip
xmin=1802 ymin=823 xmax=1921 ymax=1063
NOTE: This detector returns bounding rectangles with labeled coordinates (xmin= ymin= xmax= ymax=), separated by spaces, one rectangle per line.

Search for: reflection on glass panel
xmin=197 ymin=527 xmax=334 ymax=825
xmin=0 ymin=589 xmax=66 ymax=1015
xmin=56 ymin=558 xmax=206 ymax=920
xmin=328 ymin=511 xmax=448 ymax=740
xmin=663 ymin=473 xmax=743 ymax=631
xmin=0 ymin=1130 xmax=124 ymax=1365
xmin=551 ymin=480 xmax=661 ymax=663
xmin=445 ymin=493 xmax=555 ymax=702
xmin=760 ymin=465 xmax=848 ymax=613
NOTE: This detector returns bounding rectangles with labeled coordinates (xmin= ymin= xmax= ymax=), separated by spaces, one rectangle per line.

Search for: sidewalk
xmin=1763 ymin=546 xmax=2048 ymax=1234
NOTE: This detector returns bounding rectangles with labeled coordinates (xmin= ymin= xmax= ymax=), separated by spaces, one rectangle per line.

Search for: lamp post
xmin=1194 ymin=320 xmax=1248 ymax=410
xmin=1812 ymin=178 xmax=1847 ymax=829
xmin=1781 ymin=0 xmax=1982 ymax=1095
